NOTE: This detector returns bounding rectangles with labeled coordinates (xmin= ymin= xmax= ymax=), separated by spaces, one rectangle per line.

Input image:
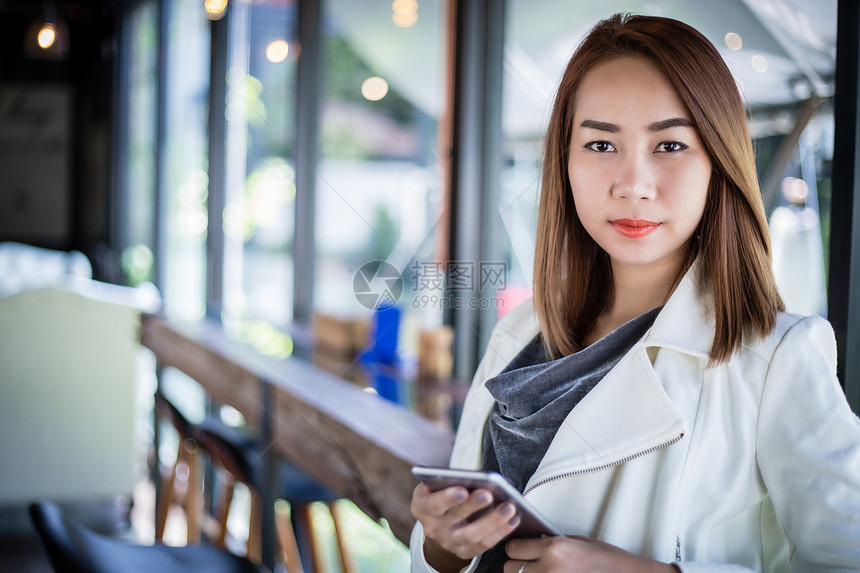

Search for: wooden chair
xmin=154 ymin=392 xmax=357 ymax=573
xmin=153 ymin=391 xmax=205 ymax=544
xmin=194 ymin=425 xmax=357 ymax=573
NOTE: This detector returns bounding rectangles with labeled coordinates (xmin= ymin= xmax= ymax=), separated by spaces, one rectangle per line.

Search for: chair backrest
xmin=154 ymin=391 xmax=194 ymax=438
xmin=195 ymin=426 xmax=257 ymax=487
xmin=154 ymin=391 xmax=257 ymax=485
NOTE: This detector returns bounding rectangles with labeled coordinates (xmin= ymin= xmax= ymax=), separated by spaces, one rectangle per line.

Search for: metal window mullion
xmin=829 ymin=0 xmax=860 ymax=412
xmin=447 ymin=0 xmax=505 ymax=381
xmin=153 ymin=0 xmax=170 ymax=292
xmin=293 ymin=0 xmax=322 ymax=329
xmin=477 ymin=0 xmax=506 ymax=364
xmin=206 ymin=9 xmax=230 ymax=318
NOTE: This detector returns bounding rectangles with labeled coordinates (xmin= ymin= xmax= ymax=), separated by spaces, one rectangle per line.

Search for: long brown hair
xmin=533 ymin=13 xmax=784 ymax=365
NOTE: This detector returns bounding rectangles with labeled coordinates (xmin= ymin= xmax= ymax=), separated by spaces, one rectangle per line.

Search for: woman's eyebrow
xmin=649 ymin=117 xmax=693 ymax=131
xmin=579 ymin=119 xmax=619 ymax=133
xmin=579 ymin=118 xmax=692 ymax=133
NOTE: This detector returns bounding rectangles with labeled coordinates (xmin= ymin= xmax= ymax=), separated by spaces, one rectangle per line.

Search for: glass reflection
xmin=315 ymin=0 xmax=445 ymax=325
xmin=221 ymin=1 xmax=297 ymax=330
xmin=162 ymin=0 xmax=210 ymax=320
xmin=122 ymin=1 xmax=158 ymax=287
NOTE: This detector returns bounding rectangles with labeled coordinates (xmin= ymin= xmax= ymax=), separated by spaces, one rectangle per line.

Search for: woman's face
xmin=568 ymin=55 xmax=711 ymax=276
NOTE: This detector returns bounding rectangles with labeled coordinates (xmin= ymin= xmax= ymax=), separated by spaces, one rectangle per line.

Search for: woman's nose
xmin=612 ymin=153 xmax=656 ymax=201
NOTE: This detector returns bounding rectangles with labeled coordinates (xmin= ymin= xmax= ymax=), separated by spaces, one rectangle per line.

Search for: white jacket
xmin=410 ymin=265 xmax=860 ymax=572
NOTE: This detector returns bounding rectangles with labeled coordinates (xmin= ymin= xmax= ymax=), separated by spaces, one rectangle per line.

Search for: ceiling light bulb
xmin=724 ymin=32 xmax=743 ymax=51
xmin=37 ymin=24 xmax=56 ymax=49
xmin=393 ymin=12 xmax=418 ymax=27
xmin=392 ymin=0 xmax=418 ymax=27
xmin=266 ymin=40 xmax=289 ymax=63
xmin=392 ymin=0 xmax=418 ymax=14
xmin=204 ymin=0 xmax=228 ymax=20
xmin=361 ymin=76 xmax=389 ymax=101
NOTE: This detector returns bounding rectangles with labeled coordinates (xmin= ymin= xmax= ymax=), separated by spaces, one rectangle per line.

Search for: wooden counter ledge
xmin=140 ymin=314 xmax=455 ymax=544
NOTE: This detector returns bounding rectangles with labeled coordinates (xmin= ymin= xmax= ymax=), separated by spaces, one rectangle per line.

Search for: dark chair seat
xmin=29 ymin=501 xmax=267 ymax=573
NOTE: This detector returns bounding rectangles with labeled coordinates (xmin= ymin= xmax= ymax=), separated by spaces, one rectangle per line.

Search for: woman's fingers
xmin=413 ymin=485 xmax=500 ymax=524
xmin=505 ymin=536 xmax=553 ymax=561
xmin=412 ymin=483 xmax=471 ymax=517
xmin=503 ymin=559 xmax=537 ymax=573
xmin=412 ymin=482 xmax=524 ymax=561
xmin=444 ymin=501 xmax=522 ymax=559
xmin=504 ymin=536 xmax=671 ymax=573
xmin=443 ymin=488 xmax=496 ymax=523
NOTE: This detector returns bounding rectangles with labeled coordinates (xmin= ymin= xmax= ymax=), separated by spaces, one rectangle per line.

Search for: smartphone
xmin=411 ymin=466 xmax=565 ymax=538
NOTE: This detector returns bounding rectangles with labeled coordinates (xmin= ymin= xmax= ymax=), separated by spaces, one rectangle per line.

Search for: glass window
xmin=315 ymin=0 xmax=446 ymax=336
xmin=760 ymin=105 xmax=834 ymax=318
xmin=161 ymin=0 xmax=211 ymax=320
xmin=220 ymin=1 xmax=298 ymax=341
xmin=121 ymin=0 xmax=158 ymax=287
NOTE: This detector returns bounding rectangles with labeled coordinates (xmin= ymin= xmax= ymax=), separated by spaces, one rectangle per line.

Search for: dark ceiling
xmin=0 ymin=0 xmax=115 ymax=25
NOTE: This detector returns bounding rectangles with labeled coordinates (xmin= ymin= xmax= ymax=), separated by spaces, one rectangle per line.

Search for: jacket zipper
xmin=522 ymin=432 xmax=685 ymax=496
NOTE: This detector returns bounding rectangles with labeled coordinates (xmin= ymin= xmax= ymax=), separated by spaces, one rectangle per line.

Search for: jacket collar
xmin=644 ymin=260 xmax=714 ymax=359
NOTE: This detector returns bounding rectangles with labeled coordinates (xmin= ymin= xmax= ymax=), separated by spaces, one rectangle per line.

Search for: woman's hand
xmin=503 ymin=536 xmax=680 ymax=573
xmin=411 ymin=482 xmax=522 ymax=571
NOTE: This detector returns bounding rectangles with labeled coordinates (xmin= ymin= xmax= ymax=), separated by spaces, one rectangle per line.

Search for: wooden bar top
xmin=140 ymin=314 xmax=455 ymax=544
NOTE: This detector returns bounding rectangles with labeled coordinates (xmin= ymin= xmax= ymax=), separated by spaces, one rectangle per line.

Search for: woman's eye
xmin=585 ymin=141 xmax=616 ymax=153
xmin=655 ymin=141 xmax=688 ymax=153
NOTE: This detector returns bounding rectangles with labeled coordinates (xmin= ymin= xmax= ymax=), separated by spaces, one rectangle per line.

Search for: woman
xmin=410 ymin=13 xmax=860 ymax=573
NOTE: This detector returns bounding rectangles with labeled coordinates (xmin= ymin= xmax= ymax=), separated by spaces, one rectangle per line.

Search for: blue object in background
xmin=364 ymin=361 xmax=407 ymax=404
xmin=360 ymin=305 xmax=415 ymax=404
xmin=367 ymin=304 xmax=400 ymax=363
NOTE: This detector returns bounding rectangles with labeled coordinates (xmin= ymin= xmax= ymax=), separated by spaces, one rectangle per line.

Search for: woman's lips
xmin=610 ymin=219 xmax=661 ymax=238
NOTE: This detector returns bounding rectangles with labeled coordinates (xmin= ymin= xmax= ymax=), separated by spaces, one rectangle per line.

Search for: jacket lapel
xmin=524 ymin=264 xmax=713 ymax=491
xmin=525 ymin=342 xmax=686 ymax=491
